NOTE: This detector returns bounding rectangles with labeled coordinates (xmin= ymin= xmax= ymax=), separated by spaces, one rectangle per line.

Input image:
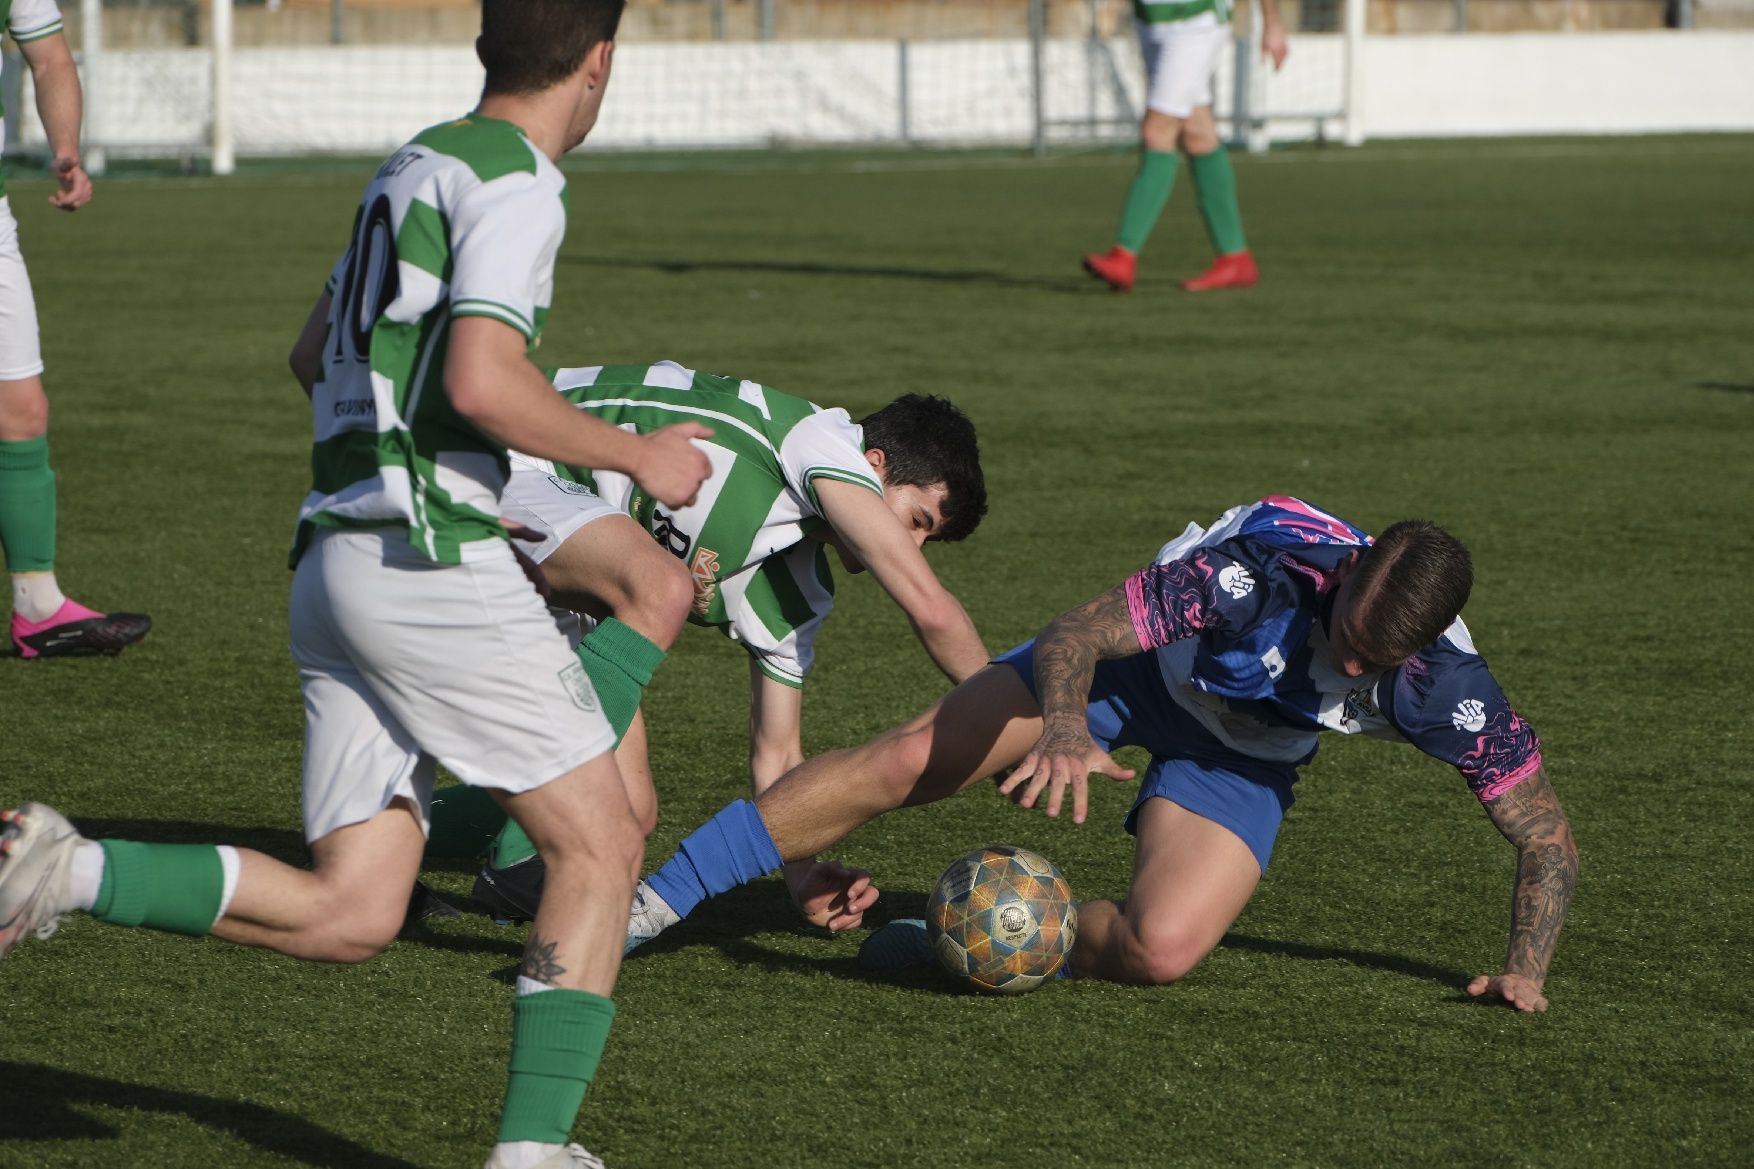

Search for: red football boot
xmin=1081 ymin=246 xmax=1137 ymax=292
xmin=1181 ymin=250 xmax=1258 ymax=292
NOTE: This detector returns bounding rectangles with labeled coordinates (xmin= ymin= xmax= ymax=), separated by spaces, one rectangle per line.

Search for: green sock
xmin=426 ymin=784 xmax=508 ymax=858
xmin=491 ymin=618 xmax=667 ymax=868
xmin=496 ymin=989 xmax=616 ymax=1145
xmin=91 ymin=840 xmax=225 ymax=936
xmin=1188 ymin=148 xmax=1249 ymax=256
xmin=1115 ymin=150 xmax=1180 ymax=254
xmin=0 ymin=435 xmax=57 ymax=572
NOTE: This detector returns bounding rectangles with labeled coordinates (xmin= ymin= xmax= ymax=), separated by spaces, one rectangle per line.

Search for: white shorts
xmin=290 ymin=527 xmax=615 ymax=844
xmin=501 ymin=453 xmax=621 ymax=565
xmin=0 ymin=197 xmax=45 ymax=381
xmin=1137 ymin=14 xmax=1231 ymax=120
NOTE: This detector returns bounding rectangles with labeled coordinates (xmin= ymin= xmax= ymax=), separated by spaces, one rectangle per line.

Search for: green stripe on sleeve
xmin=451 ymin=299 xmax=534 ymax=338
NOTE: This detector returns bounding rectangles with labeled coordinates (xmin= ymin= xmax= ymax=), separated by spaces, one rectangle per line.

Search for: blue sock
xmin=646 ymin=800 xmax=783 ymax=919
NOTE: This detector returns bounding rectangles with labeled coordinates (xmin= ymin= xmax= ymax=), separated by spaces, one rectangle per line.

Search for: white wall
xmin=14 ymin=31 xmax=1754 ymax=159
xmin=1360 ymin=32 xmax=1754 ymax=137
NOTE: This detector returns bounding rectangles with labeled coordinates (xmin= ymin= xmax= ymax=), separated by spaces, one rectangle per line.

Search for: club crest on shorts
xmin=558 ymin=661 xmax=600 ymax=712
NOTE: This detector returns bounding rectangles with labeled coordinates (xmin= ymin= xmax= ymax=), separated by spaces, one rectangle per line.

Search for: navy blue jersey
xmin=1123 ymin=497 xmax=1541 ymax=801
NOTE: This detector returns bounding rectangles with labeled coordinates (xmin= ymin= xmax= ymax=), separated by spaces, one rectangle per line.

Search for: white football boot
xmin=0 ymin=803 xmax=84 ymax=957
xmin=623 ymin=880 xmax=678 ymax=955
xmin=483 ymin=1142 xmax=607 ymax=1169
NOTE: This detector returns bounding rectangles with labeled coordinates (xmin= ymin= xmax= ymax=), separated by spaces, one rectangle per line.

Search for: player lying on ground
xmin=420 ymin=363 xmax=990 ymax=922
xmin=0 ymin=5 xmax=711 ymax=1169
xmin=623 ymin=497 xmax=1578 ymax=1012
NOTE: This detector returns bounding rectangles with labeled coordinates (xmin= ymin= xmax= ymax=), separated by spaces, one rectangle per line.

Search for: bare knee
xmin=301 ymin=884 xmax=407 ymax=963
xmin=619 ymin=553 xmax=692 ymax=647
xmin=1141 ymin=111 xmax=1183 ymax=153
xmin=542 ymin=812 xmax=644 ymax=898
xmin=1118 ymin=921 xmax=1213 ymax=986
xmin=1181 ymin=129 xmax=1221 ymax=157
xmin=0 ymin=380 xmax=49 ymax=440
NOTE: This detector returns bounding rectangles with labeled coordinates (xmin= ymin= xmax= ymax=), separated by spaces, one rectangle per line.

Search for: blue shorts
xmin=997 ymin=640 xmax=1297 ymax=873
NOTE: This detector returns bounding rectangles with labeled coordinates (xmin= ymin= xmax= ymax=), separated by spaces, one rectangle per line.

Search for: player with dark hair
xmin=622 ymin=497 xmax=1577 ymax=1013
xmin=0 ymin=4 xmax=711 ymax=1168
xmin=419 ymin=362 xmax=990 ymax=923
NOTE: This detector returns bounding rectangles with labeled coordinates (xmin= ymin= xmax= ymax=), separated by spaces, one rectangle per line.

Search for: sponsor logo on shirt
xmin=333 ymin=398 xmax=376 ymax=419
xmin=1452 ymin=699 xmax=1487 ymax=733
xmin=689 ymin=546 xmax=721 ymax=616
xmin=651 ymin=509 xmax=691 ymax=559
xmin=1218 ymin=564 xmax=1255 ymax=599
xmin=1343 ymin=685 xmax=1378 ymax=725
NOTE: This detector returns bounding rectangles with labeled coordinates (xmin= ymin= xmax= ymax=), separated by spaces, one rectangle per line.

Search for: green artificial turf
xmin=2 ymin=135 xmax=1751 ymax=1169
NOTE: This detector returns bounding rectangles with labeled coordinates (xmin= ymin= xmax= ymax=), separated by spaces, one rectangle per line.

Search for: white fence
xmin=6 ymin=29 xmax=1753 ymax=163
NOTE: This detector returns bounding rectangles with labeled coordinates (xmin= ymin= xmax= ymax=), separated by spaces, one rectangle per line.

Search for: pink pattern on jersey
xmin=1282 ymin=557 xmax=1344 ymax=594
xmin=1460 ymin=709 xmax=1543 ymax=801
xmin=1125 ymin=555 xmax=1218 ymax=651
xmin=1260 ymin=495 xmax=1369 ymax=546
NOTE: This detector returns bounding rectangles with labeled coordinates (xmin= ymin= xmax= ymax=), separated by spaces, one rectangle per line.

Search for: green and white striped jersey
xmin=0 ymin=0 xmax=66 ymax=197
xmin=514 ymin=360 xmax=884 ymax=687
xmin=1133 ymin=0 xmax=1233 ymax=24
xmin=294 ymin=115 xmax=567 ymax=566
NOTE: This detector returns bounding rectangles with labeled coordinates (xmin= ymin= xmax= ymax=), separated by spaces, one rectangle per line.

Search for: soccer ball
xmin=926 ymin=845 xmax=1077 ymax=994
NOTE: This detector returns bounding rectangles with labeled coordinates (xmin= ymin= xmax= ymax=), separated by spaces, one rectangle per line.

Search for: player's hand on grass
xmin=1000 ymin=722 xmax=1136 ymax=825
xmin=634 ymin=421 xmax=714 ymax=509
xmin=783 ymin=859 xmax=879 ymax=933
xmin=1467 ymin=973 xmax=1549 ymax=1013
xmin=50 ymin=155 xmax=92 ymax=211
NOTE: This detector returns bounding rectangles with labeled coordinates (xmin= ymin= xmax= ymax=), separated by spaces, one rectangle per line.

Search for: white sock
xmin=491 ymin=1140 xmax=566 ymax=1169
xmin=12 ymin=572 xmax=67 ymax=623
xmin=515 ymin=975 xmax=558 ymax=998
xmin=215 ymin=845 xmax=242 ymax=921
xmin=68 ymin=840 xmax=104 ymax=911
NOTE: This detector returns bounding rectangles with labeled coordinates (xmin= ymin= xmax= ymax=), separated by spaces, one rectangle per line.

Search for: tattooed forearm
xmin=520 ymin=933 xmax=568 ymax=985
xmin=1034 ymin=584 xmax=1145 ymax=735
xmin=1482 ymin=769 xmax=1578 ymax=984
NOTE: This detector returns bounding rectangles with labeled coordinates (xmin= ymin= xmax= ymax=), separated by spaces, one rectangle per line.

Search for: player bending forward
xmin=1082 ymin=0 xmax=1288 ymax=293
xmin=624 ymin=497 xmax=1578 ymax=1012
xmin=0 ymin=5 xmax=712 ymax=1169
xmin=421 ymin=362 xmax=990 ymax=923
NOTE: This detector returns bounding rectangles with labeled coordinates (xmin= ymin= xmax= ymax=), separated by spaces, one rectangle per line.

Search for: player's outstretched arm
xmin=20 ymin=33 xmax=91 ymax=210
xmin=445 ymin=317 xmax=711 ymax=508
xmin=1469 ymin=767 xmax=1578 ymax=1012
xmin=999 ymin=582 xmax=1141 ymax=825
xmin=814 ymin=478 xmax=988 ymax=682
xmin=746 ymin=664 xmax=878 ymax=932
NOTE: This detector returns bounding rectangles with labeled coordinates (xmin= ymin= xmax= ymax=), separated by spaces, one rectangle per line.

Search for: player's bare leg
xmin=628 ymin=666 xmax=1048 ymax=951
xmin=1069 ymin=797 xmax=1260 ymax=984
xmin=213 ymin=799 xmax=427 ymax=961
xmin=496 ymin=753 xmax=644 ymax=995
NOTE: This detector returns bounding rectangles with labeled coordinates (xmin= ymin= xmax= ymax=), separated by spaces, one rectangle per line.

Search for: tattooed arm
xmin=997 ymin=581 xmax=1145 ymax=824
xmin=1467 ymin=767 xmax=1578 ymax=1012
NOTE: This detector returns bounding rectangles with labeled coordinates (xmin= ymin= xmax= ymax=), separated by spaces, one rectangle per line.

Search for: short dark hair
xmin=478 ymin=0 xmax=625 ymax=98
xmin=858 ymin=395 xmax=987 ymax=543
xmin=1349 ymin=520 xmax=1474 ymax=665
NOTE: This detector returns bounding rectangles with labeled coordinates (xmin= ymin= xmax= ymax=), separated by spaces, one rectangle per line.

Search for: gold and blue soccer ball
xmin=926 ymin=845 xmax=1077 ymax=994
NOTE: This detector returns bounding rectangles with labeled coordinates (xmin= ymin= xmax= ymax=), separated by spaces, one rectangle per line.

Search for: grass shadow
xmin=565 ymin=253 xmax=1091 ymax=294
xmin=1694 ymin=380 xmax=1754 ymax=394
xmin=0 ymin=1060 xmax=425 ymax=1168
xmin=1218 ymin=932 xmax=1468 ymax=989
